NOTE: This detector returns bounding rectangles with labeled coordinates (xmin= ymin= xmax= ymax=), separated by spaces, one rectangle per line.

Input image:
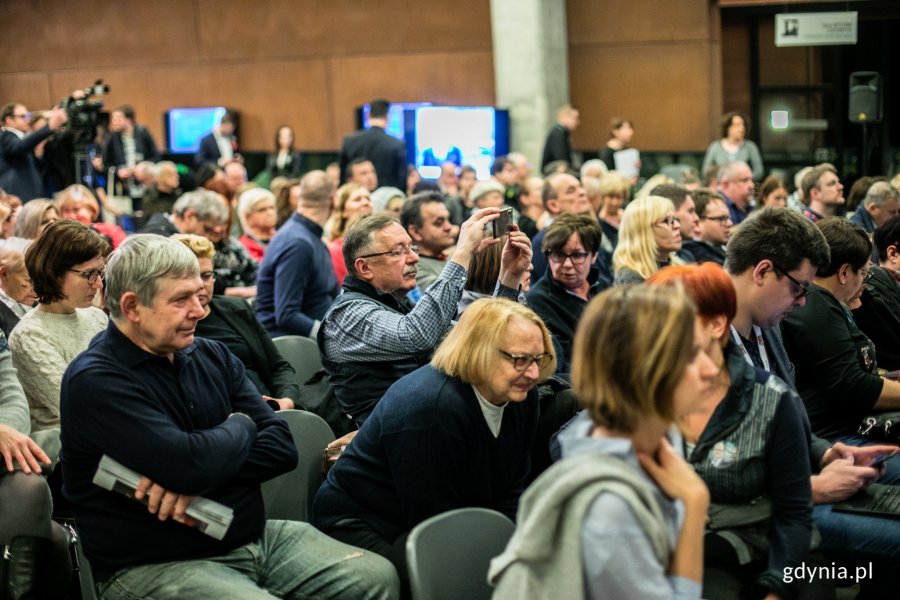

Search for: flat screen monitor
xmin=405 ymin=106 xmax=509 ymax=180
xmin=165 ymin=106 xmax=229 ymax=154
xmin=358 ymin=102 xmax=432 ymax=140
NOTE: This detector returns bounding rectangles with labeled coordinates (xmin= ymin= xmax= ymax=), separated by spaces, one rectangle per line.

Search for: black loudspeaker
xmin=849 ymin=71 xmax=883 ymax=123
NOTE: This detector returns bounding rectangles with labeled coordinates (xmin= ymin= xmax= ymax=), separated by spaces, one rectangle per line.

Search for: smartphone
xmin=869 ymin=450 xmax=899 ymax=468
xmin=483 ymin=206 xmax=514 ymax=238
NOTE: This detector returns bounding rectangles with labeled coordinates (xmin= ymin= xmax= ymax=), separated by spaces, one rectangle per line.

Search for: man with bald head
xmin=718 ymin=161 xmax=755 ymax=225
xmin=530 ymin=172 xmax=596 ymax=278
xmin=256 ymin=170 xmax=339 ymax=337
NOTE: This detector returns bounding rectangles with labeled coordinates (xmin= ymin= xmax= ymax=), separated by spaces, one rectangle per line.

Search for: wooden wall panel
xmin=330 ymin=52 xmax=495 ymax=140
xmin=1 ymin=0 xmax=197 ymax=72
xmin=721 ymin=17 xmax=752 ymax=116
xmin=0 ymin=73 xmax=53 ymax=113
xmin=757 ymin=19 xmax=821 ymax=86
xmin=195 ymin=0 xmax=492 ymax=61
xmin=570 ymin=44 xmax=717 ymax=151
xmin=569 ymin=0 xmax=712 ymax=44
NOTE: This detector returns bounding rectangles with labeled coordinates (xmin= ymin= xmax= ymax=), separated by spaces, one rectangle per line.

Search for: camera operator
xmin=100 ymin=104 xmax=159 ymax=198
xmin=0 ymin=103 xmax=67 ymax=201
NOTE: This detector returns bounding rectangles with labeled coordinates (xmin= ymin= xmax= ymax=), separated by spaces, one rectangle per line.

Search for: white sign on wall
xmin=775 ymin=12 xmax=858 ymax=47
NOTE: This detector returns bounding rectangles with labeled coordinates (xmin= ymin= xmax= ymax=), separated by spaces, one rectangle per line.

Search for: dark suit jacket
xmin=199 ymin=295 xmax=301 ymax=402
xmin=0 ymin=301 xmax=20 ymax=339
xmin=339 ymin=126 xmax=406 ymax=189
xmin=102 ymin=125 xmax=159 ymax=173
xmin=0 ymin=126 xmax=54 ymax=201
xmin=540 ymin=123 xmax=572 ymax=170
xmin=138 ymin=212 xmax=180 ymax=237
xmin=195 ymin=132 xmax=234 ymax=168
xmin=265 ymin=151 xmax=303 ymax=179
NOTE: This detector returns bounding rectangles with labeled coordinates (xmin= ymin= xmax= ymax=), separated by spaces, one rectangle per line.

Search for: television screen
xmin=165 ymin=107 xmax=228 ymax=154
xmin=406 ymin=106 xmax=509 ymax=180
xmin=359 ymin=102 xmax=431 ymax=140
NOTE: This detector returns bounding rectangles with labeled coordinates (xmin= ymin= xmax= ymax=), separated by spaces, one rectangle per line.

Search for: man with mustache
xmin=319 ymin=208 xmax=532 ymax=426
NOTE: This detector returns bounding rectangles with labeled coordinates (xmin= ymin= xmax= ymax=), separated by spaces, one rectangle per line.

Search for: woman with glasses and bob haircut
xmin=783 ymin=217 xmax=900 ymax=450
xmin=612 ymin=195 xmax=684 ymax=285
xmin=314 ymin=298 xmax=555 ymax=595
xmin=9 ymin=220 xmax=109 ymax=433
xmin=527 ymin=213 xmax=606 ymax=372
xmin=173 ymin=234 xmax=300 ymax=411
xmin=490 ymin=285 xmax=715 ymax=600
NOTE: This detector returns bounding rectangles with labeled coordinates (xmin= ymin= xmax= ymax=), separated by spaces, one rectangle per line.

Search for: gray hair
xmin=237 ymin=187 xmax=275 ymax=231
xmin=172 ymin=189 xmax=229 ymax=223
xmin=105 ymin=234 xmax=199 ymax=321
xmin=580 ymin=159 xmax=608 ymax=180
xmin=717 ymin=161 xmax=750 ymax=183
xmin=342 ymin=213 xmax=399 ymax=276
xmin=863 ymin=181 xmax=899 ymax=208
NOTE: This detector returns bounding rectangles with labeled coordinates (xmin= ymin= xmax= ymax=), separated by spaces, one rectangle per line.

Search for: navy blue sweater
xmin=313 ymin=365 xmax=539 ymax=540
xmin=255 ymin=213 xmax=339 ymax=337
xmin=60 ymin=323 xmax=297 ymax=575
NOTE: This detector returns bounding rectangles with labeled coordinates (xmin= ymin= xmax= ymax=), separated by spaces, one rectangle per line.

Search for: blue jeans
xmin=98 ymin=520 xmax=400 ymax=599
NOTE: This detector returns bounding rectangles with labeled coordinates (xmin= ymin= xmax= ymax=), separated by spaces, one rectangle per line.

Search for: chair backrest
xmin=406 ymin=507 xmax=515 ymax=600
xmin=272 ymin=335 xmax=323 ymax=386
xmin=261 ymin=409 xmax=335 ymax=522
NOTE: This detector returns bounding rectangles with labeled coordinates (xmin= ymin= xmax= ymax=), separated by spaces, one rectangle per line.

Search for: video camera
xmin=59 ymin=79 xmax=109 ymax=147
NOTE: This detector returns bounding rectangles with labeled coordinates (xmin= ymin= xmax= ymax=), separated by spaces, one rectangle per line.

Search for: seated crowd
xmin=4 ymin=97 xmax=900 ymax=600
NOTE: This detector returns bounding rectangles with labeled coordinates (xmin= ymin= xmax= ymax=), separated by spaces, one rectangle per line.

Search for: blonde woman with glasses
xmin=612 ymin=195 xmax=684 ymax=285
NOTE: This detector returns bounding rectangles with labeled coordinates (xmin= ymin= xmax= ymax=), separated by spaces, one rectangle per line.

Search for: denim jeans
xmin=98 ymin=520 xmax=400 ymax=599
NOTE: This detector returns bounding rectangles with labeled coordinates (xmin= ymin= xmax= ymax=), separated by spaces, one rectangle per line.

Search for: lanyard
xmin=730 ymin=324 xmax=770 ymax=372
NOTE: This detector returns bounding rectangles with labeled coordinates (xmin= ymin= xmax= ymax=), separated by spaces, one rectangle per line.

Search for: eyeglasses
xmin=12 ymin=112 xmax=30 ymax=121
xmin=358 ymin=244 xmax=420 ymax=259
xmin=547 ymin=250 xmax=590 ymax=265
xmin=701 ymin=215 xmax=731 ymax=223
xmin=498 ymin=349 xmax=553 ymax=372
xmin=69 ymin=266 xmax=105 ymax=285
xmin=654 ymin=215 xmax=680 ymax=229
xmin=200 ymin=270 xmax=215 ymax=281
xmin=771 ymin=262 xmax=810 ymax=299
xmin=859 ymin=266 xmax=874 ymax=283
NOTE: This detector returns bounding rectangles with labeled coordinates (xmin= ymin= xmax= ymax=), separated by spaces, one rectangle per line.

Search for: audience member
xmin=9 ymin=220 xmax=108 ymax=432
xmin=256 ymin=170 xmax=339 ymax=338
xmin=370 ymin=185 xmax=405 ymax=215
xmin=54 ymin=183 xmax=127 ymax=248
xmin=580 ymin=159 xmax=607 ymax=181
xmin=491 ymin=155 xmax=521 ymax=207
xmin=490 ymin=284 xmax=714 ymax=600
xmin=718 ymin=161 xmax=755 ymax=225
xmin=725 ymin=207 xmax=900 ymax=598
xmin=271 ymin=176 xmax=300 ymax=229
xmin=327 ymin=183 xmax=373 ymax=282
xmin=340 ymin=99 xmax=406 ymax=190
xmin=612 ymin=195 xmax=682 ymax=284
xmin=702 ymin=111 xmax=764 ymax=181
xmin=0 ymin=103 xmax=67 ymax=201
xmin=400 ymin=192 xmax=455 ymax=291
xmin=315 ymin=298 xmax=554 ymax=595
xmin=530 ymin=173 xmax=593 ymax=277
xmin=595 ymin=171 xmax=629 ymax=253
xmin=845 ymin=176 xmax=882 ymax=216
xmin=507 ymin=152 xmax=532 ymax=182
xmin=0 ymin=190 xmax=20 ymax=238
xmin=757 ymin=175 xmax=789 ymax=208
xmin=60 ymin=234 xmax=399 ymax=599
xmin=682 ymin=188 xmax=731 ymax=265
xmin=174 ymin=234 xmax=299 ymax=410
xmin=14 ymin=198 xmax=58 ymax=239
xmin=0 ymin=332 xmax=72 ymax=597
xmin=346 ymin=158 xmax=378 ymax=192
xmin=850 ymin=180 xmax=899 ymax=234
xmin=647 ymin=264 xmax=827 ymax=600
xmin=801 ymin=164 xmax=844 ymax=222
xmin=852 ymin=216 xmax=900 ymax=371
xmin=517 ymin=175 xmax=546 ymax=239
xmin=651 ymin=183 xmax=699 ymax=263
xmin=195 ymin=110 xmax=239 ymax=168
xmin=0 ymin=237 xmax=35 ymax=337
xmin=318 ymin=208 xmax=531 ymax=425
xmin=140 ymin=161 xmax=182 ymax=218
xmin=541 ymin=104 xmax=579 ymax=170
xmin=266 ymin=125 xmax=303 ymax=179
xmin=469 ymin=179 xmax=505 ymax=210
xmin=457 ymin=164 xmax=477 ymax=211
xmin=527 ymin=214 xmax=606 ymax=372
xmin=236 ymin=188 xmax=277 ymax=262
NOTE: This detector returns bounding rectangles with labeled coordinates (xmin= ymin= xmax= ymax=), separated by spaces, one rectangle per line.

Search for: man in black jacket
xmin=339 ymin=99 xmax=406 ymax=190
xmin=540 ymin=104 xmax=579 ymax=171
xmin=0 ymin=103 xmax=67 ymax=201
xmin=102 ymin=105 xmax=159 ymax=183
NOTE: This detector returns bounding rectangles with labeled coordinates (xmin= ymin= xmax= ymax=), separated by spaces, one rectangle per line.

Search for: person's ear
xmin=408 ymin=225 xmax=423 ymax=244
xmin=119 ymin=291 xmax=141 ymax=323
xmin=838 ymin=263 xmax=852 ymax=286
xmin=353 ymin=258 xmax=374 ymax=282
xmin=751 ymin=260 xmax=773 ymax=286
xmin=708 ymin=314 xmax=729 ymax=340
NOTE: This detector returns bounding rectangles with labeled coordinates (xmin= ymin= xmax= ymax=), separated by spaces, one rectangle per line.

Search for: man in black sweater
xmin=540 ymin=104 xmax=579 ymax=171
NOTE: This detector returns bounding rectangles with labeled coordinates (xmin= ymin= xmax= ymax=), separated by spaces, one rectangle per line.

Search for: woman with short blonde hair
xmin=612 ymin=195 xmax=683 ymax=284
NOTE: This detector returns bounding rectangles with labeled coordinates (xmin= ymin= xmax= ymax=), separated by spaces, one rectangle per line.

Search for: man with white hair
xmin=718 ymin=161 xmax=755 ymax=225
xmin=850 ymin=180 xmax=898 ymax=234
xmin=60 ymin=234 xmax=399 ymax=599
xmin=0 ymin=237 xmax=35 ymax=337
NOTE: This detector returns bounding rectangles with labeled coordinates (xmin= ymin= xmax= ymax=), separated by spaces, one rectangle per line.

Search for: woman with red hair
xmin=646 ymin=263 xmax=830 ymax=600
